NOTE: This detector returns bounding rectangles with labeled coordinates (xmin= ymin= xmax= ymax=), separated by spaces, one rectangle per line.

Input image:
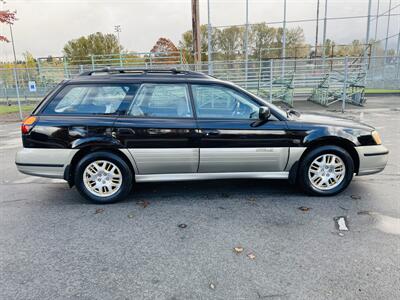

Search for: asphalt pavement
xmin=0 ymin=99 xmax=399 ymax=299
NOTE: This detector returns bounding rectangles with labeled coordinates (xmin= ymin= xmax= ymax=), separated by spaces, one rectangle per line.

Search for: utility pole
xmin=314 ymin=0 xmax=320 ymax=59
xmin=191 ymin=0 xmax=201 ymax=68
xmin=207 ymin=0 xmax=213 ymax=75
xmin=114 ymin=25 xmax=122 ymax=67
xmin=9 ymin=23 xmax=22 ymax=120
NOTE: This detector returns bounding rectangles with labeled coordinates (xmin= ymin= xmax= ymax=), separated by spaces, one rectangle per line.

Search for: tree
xmin=150 ymin=37 xmax=182 ymax=64
xmin=217 ymin=26 xmax=245 ymax=61
xmin=250 ymin=23 xmax=276 ymax=59
xmin=179 ymin=25 xmax=219 ymax=63
xmin=0 ymin=10 xmax=17 ymax=42
xmin=23 ymin=51 xmax=36 ymax=68
xmin=276 ymin=26 xmax=308 ymax=58
xmin=63 ymin=32 xmax=121 ymax=64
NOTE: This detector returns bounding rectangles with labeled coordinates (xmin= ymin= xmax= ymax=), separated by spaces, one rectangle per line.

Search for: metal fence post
xmin=179 ymin=49 xmax=183 ymax=66
xmin=63 ymin=57 xmax=69 ymax=79
xmin=9 ymin=23 xmax=22 ymax=119
xmin=342 ymin=56 xmax=348 ymax=113
xmin=282 ymin=0 xmax=287 ymax=78
xmin=91 ymin=55 xmax=95 ymax=70
xmin=244 ymin=0 xmax=249 ymax=88
xmin=12 ymin=67 xmax=22 ymax=119
xmin=207 ymin=0 xmax=213 ymax=75
xmin=257 ymin=52 xmax=262 ymax=95
xmin=269 ymin=59 xmax=273 ymax=103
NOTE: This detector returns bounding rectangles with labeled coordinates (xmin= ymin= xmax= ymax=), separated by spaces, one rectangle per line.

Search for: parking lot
xmin=1 ymin=98 xmax=399 ymax=299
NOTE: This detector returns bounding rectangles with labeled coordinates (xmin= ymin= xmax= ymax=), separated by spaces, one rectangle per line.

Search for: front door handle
xmin=203 ymin=130 xmax=219 ymax=136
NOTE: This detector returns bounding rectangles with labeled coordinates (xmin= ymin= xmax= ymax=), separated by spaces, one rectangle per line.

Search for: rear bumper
xmin=356 ymin=145 xmax=389 ymax=176
xmin=15 ymin=148 xmax=78 ymax=179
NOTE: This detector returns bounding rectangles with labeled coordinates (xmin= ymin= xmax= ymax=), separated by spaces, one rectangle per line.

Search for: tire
xmin=298 ymin=145 xmax=354 ymax=196
xmin=74 ymin=151 xmax=133 ymax=204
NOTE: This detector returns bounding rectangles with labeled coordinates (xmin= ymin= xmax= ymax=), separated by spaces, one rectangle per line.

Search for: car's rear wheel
xmin=298 ymin=145 xmax=354 ymax=196
xmin=75 ymin=151 xmax=133 ymax=204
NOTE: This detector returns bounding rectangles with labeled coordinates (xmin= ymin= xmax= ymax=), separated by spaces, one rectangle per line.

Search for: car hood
xmin=289 ymin=112 xmax=374 ymax=131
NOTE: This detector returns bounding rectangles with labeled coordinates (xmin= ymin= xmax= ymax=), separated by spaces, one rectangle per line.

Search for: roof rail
xmin=79 ymin=67 xmax=209 ymax=78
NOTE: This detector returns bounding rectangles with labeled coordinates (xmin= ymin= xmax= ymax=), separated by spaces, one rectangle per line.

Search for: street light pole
xmin=9 ymin=23 xmax=22 ymax=120
xmin=114 ymin=25 xmax=122 ymax=67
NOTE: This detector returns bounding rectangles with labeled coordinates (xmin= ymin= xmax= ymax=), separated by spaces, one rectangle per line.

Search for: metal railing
xmin=0 ymin=55 xmax=398 ymax=107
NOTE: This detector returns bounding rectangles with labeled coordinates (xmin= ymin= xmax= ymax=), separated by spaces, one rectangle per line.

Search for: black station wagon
xmin=16 ymin=68 xmax=389 ymax=203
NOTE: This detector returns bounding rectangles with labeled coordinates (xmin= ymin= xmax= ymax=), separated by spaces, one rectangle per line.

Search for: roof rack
xmin=79 ymin=67 xmax=209 ymax=78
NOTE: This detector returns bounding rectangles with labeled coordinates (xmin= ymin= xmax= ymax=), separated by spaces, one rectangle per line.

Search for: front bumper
xmin=15 ymin=148 xmax=78 ymax=179
xmin=355 ymin=145 xmax=389 ymax=176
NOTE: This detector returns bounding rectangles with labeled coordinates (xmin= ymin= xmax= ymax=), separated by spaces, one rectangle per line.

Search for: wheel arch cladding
xmin=290 ymin=137 xmax=360 ymax=182
xmin=64 ymin=146 xmax=135 ymax=187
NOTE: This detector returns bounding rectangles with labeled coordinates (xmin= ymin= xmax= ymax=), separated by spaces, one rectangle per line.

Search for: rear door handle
xmin=116 ymin=128 xmax=135 ymax=135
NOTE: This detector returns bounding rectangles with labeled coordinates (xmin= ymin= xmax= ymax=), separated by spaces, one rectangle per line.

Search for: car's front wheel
xmin=75 ymin=151 xmax=133 ymax=204
xmin=298 ymin=145 xmax=354 ymax=196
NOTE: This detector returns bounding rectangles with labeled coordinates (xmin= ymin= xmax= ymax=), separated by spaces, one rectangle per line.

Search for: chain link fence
xmin=0 ymin=54 xmax=398 ymax=108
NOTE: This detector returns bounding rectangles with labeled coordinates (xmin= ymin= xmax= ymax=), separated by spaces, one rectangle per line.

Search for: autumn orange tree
xmin=150 ymin=37 xmax=187 ymax=64
xmin=0 ymin=10 xmax=16 ymax=42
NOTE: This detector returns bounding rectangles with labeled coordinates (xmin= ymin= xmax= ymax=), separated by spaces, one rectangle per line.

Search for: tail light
xmin=21 ymin=116 xmax=38 ymax=134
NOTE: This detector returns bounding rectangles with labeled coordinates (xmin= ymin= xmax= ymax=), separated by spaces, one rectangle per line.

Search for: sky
xmin=0 ymin=0 xmax=399 ymax=60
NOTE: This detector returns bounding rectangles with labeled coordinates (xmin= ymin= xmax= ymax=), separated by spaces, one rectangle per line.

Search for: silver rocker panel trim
xmin=135 ymin=171 xmax=289 ymax=182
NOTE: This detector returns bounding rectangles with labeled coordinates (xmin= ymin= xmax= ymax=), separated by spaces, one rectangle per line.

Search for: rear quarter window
xmin=43 ymin=84 xmax=138 ymax=115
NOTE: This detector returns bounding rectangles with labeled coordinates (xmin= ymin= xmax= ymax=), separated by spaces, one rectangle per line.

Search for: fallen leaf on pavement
xmin=247 ymin=253 xmax=256 ymax=260
xmin=94 ymin=208 xmax=104 ymax=214
xmin=233 ymin=246 xmax=244 ymax=254
xmin=298 ymin=206 xmax=311 ymax=212
xmin=137 ymin=201 xmax=149 ymax=208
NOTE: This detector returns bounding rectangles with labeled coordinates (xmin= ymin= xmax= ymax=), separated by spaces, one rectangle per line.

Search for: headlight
xmin=372 ymin=130 xmax=382 ymax=145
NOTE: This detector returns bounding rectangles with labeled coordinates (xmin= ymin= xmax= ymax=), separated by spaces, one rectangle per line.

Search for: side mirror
xmin=258 ymin=106 xmax=271 ymax=121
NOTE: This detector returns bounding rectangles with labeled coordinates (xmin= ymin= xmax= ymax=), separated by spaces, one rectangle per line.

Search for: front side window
xmin=191 ymin=84 xmax=259 ymax=119
xmin=44 ymin=84 xmax=134 ymax=115
xmin=129 ymin=84 xmax=193 ymax=118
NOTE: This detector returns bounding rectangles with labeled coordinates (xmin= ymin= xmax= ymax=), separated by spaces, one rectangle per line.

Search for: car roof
xmin=71 ymin=67 xmax=219 ymax=83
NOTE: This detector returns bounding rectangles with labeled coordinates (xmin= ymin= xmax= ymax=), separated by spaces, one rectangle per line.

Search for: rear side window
xmin=128 ymin=84 xmax=193 ymax=118
xmin=43 ymin=84 xmax=137 ymax=115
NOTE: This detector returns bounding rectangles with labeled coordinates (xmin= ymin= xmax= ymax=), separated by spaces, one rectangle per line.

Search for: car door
xmin=114 ymin=83 xmax=199 ymax=174
xmin=191 ymin=84 xmax=290 ymax=173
